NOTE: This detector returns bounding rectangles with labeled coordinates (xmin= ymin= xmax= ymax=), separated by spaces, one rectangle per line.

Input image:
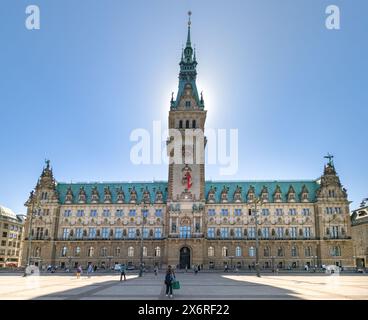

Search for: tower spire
xmin=186 ymin=11 xmax=192 ymax=47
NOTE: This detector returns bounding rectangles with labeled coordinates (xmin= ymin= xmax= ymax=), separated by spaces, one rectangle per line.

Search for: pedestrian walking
xmin=194 ymin=265 xmax=198 ymax=275
xmin=120 ymin=264 xmax=126 ymax=281
xmin=94 ymin=265 xmax=97 ymax=272
xmin=154 ymin=266 xmax=158 ymax=276
xmin=164 ymin=265 xmax=175 ymax=298
xmin=76 ymin=265 xmax=82 ymax=279
xmin=87 ymin=263 xmax=93 ymax=278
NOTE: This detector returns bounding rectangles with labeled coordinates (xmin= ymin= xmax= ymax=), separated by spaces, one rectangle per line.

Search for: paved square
xmin=0 ymin=272 xmax=367 ymax=300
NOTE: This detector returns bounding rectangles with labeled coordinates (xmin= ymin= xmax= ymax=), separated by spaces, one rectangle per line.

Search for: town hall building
xmin=21 ymin=15 xmax=354 ymax=271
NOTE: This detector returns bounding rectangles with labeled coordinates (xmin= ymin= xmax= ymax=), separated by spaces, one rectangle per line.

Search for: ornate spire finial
xmin=186 ymin=11 xmax=192 ymax=47
xmin=324 ymin=153 xmax=334 ymax=166
xmin=45 ymin=159 xmax=50 ymax=169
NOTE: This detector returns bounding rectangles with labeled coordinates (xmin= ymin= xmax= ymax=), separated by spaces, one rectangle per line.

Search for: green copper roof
xmin=205 ymin=180 xmax=320 ymax=203
xmin=56 ymin=180 xmax=320 ymax=204
xmin=56 ymin=182 xmax=168 ymax=205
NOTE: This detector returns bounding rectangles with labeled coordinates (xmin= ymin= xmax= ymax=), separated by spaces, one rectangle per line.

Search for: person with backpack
xmin=120 ymin=264 xmax=126 ymax=281
xmin=164 ymin=265 xmax=175 ymax=298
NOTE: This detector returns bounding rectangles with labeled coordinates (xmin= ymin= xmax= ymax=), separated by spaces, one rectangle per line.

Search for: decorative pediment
xmin=129 ymin=187 xmax=137 ymax=204
xmin=142 ymin=187 xmax=151 ymax=204
xmin=233 ymin=185 xmax=243 ymax=203
xmin=155 ymin=187 xmax=163 ymax=203
xmin=220 ymin=185 xmax=229 ymax=203
xmin=287 ymin=185 xmax=296 ymax=202
xmin=91 ymin=186 xmax=100 ymax=203
xmin=116 ymin=187 xmax=125 ymax=203
xmin=207 ymin=186 xmax=216 ymax=203
xmin=273 ymin=185 xmax=282 ymax=202
xmin=65 ymin=186 xmax=74 ymax=204
xmin=260 ymin=186 xmax=269 ymax=202
xmin=78 ymin=187 xmax=86 ymax=203
xmin=104 ymin=187 xmax=112 ymax=203
xmin=247 ymin=185 xmax=255 ymax=202
xmin=300 ymin=185 xmax=309 ymax=202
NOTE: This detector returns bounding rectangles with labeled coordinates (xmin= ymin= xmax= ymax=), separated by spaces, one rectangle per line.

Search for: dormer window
xmin=185 ymin=101 xmax=191 ymax=108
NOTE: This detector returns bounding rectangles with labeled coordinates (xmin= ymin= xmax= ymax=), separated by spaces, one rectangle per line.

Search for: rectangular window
xmin=129 ymin=210 xmax=136 ymax=217
xmin=103 ymin=209 xmax=110 ymax=217
xmin=208 ymin=209 xmax=216 ymax=216
xmin=276 ymin=227 xmax=284 ymax=239
xmin=76 ymin=210 xmax=84 ymax=217
xmin=220 ymin=227 xmax=229 ymax=239
xmin=62 ymin=228 xmax=70 ymax=240
xmin=326 ymin=207 xmax=334 ymax=214
xmin=154 ymin=228 xmax=162 ymax=239
xmin=335 ymin=207 xmax=342 ymax=214
xmin=275 ymin=208 xmax=283 ymax=216
xmin=221 ymin=209 xmax=229 ymax=216
xmin=90 ymin=210 xmax=97 ymax=217
xmin=128 ymin=228 xmax=136 ymax=239
xmin=75 ymin=228 xmax=83 ymax=239
xmin=88 ymin=228 xmax=96 ymax=239
xmin=63 ymin=210 xmax=71 ymax=217
xmin=303 ymin=227 xmax=311 ymax=239
xmin=261 ymin=208 xmax=270 ymax=216
xmin=234 ymin=209 xmax=242 ymax=216
xmin=290 ymin=227 xmax=297 ymax=238
xmin=207 ymin=227 xmax=215 ymax=238
xmin=262 ymin=227 xmax=270 ymax=239
xmin=248 ymin=227 xmax=256 ymax=239
xmin=143 ymin=228 xmax=149 ymax=239
xmin=234 ymin=227 xmax=242 ymax=238
xmin=289 ymin=208 xmax=297 ymax=215
xmin=115 ymin=228 xmax=123 ymax=239
xmin=331 ymin=226 xmax=339 ymax=238
xmin=179 ymin=226 xmax=191 ymax=238
xmin=302 ymin=208 xmax=310 ymax=216
xmin=155 ymin=209 xmax=162 ymax=217
xmin=115 ymin=209 xmax=124 ymax=217
xmin=102 ymin=227 xmax=109 ymax=239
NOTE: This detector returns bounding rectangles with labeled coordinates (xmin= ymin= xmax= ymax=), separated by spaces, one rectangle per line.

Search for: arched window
xmin=155 ymin=246 xmax=161 ymax=257
xmin=222 ymin=247 xmax=228 ymax=257
xmin=45 ymin=229 xmax=48 ymax=237
xmin=264 ymin=247 xmax=270 ymax=257
xmin=208 ymin=246 xmax=214 ymax=257
xmin=277 ymin=247 xmax=284 ymax=257
xmin=186 ymin=120 xmax=190 ymax=129
xmin=115 ymin=247 xmax=121 ymax=257
xmin=249 ymin=247 xmax=255 ymax=257
xmin=128 ymin=246 xmax=134 ymax=257
xmin=291 ymin=246 xmax=298 ymax=257
xmin=87 ymin=247 xmax=94 ymax=257
xmin=101 ymin=247 xmax=107 ymax=257
xmin=61 ymin=246 xmax=67 ymax=257
xmin=179 ymin=120 xmax=183 ymax=129
xmin=235 ymin=246 xmax=242 ymax=257
xmin=143 ymin=246 xmax=147 ymax=257
xmin=192 ymin=120 xmax=196 ymax=128
xmin=75 ymin=246 xmax=81 ymax=256
xmin=304 ymin=246 xmax=312 ymax=257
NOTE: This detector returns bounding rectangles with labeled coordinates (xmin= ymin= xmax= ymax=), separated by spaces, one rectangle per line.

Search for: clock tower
xmin=166 ymin=13 xmax=207 ymax=266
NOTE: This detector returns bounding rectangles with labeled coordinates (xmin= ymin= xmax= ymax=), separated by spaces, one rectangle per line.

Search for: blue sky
xmin=0 ymin=0 xmax=367 ymax=214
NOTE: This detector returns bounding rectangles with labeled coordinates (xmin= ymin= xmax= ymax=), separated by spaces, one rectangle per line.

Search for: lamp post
xmin=23 ymin=191 xmax=39 ymax=277
xmin=250 ymin=197 xmax=262 ymax=277
xmin=271 ymin=256 xmax=275 ymax=273
xmin=139 ymin=203 xmax=147 ymax=277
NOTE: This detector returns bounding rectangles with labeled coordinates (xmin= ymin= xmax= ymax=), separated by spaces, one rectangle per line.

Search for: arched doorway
xmin=179 ymin=247 xmax=191 ymax=269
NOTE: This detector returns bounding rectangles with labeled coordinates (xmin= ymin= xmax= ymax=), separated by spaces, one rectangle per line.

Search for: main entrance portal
xmin=179 ymin=247 xmax=191 ymax=269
